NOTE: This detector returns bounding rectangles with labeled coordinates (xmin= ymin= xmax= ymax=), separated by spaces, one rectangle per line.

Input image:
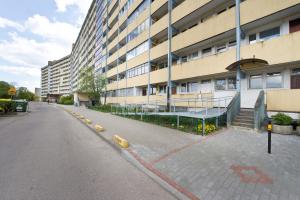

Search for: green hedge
xmin=88 ymin=104 xmax=111 ymax=113
xmin=0 ymin=99 xmax=15 ymax=113
xmin=58 ymin=95 xmax=74 ymax=105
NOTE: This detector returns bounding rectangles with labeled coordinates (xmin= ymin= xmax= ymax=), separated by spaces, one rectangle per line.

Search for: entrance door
xmin=291 ymin=75 xmax=300 ymax=89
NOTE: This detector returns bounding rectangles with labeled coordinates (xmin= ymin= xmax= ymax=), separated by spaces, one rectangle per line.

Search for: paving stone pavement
xmin=60 ymin=105 xmax=300 ymax=200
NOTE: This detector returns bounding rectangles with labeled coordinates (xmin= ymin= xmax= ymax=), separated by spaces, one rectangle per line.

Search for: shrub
xmin=89 ymin=104 xmax=112 ymax=113
xmin=272 ymin=113 xmax=293 ymax=126
xmin=195 ymin=123 xmax=217 ymax=135
xmin=0 ymin=99 xmax=15 ymax=113
xmin=59 ymin=95 xmax=74 ymax=105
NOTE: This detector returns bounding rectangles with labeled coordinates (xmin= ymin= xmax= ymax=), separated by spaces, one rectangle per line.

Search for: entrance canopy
xmin=226 ymin=58 xmax=268 ymax=71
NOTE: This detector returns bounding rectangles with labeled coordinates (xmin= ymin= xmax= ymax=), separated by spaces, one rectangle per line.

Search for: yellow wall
xmin=267 ymin=89 xmax=300 ymax=112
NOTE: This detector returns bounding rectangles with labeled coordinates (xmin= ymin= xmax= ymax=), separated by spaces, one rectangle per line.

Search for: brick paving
xmin=60 ymin=105 xmax=300 ymax=200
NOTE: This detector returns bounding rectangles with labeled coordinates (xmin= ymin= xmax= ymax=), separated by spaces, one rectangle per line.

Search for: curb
xmin=62 ymin=107 xmax=197 ymax=200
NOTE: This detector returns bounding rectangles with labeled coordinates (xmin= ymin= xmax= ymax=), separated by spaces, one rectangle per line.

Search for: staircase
xmin=232 ymin=109 xmax=255 ymax=129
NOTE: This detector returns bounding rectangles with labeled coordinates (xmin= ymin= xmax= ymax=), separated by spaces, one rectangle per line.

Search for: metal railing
xmin=111 ymin=95 xmax=233 ymax=119
xmin=254 ymin=90 xmax=266 ymax=131
xmin=226 ymin=92 xmax=240 ymax=126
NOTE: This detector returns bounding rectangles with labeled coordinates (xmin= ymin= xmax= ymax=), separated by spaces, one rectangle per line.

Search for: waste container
xmin=13 ymin=100 xmax=28 ymax=112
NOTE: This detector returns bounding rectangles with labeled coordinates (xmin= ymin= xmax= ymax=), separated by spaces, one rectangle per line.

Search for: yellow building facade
xmin=94 ymin=0 xmax=300 ymax=114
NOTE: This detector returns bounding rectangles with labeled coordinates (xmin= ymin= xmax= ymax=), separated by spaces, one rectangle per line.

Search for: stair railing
xmin=226 ymin=92 xmax=240 ymax=126
xmin=254 ymin=90 xmax=266 ymax=131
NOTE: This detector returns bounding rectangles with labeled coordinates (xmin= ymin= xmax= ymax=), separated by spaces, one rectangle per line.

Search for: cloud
xmin=0 ymin=17 xmax=24 ymax=31
xmin=54 ymin=0 xmax=93 ymax=14
xmin=0 ymin=65 xmax=40 ymax=77
xmin=25 ymin=14 xmax=79 ymax=45
xmin=0 ymin=32 xmax=71 ymax=67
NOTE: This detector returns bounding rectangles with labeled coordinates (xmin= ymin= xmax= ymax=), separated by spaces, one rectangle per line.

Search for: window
xmin=292 ymin=68 xmax=300 ymax=75
xmin=215 ymin=79 xmax=226 ymax=90
xmin=202 ymin=47 xmax=212 ymax=56
xmin=266 ymin=72 xmax=282 ymax=88
xmin=290 ymin=18 xmax=300 ymax=33
xmin=127 ymin=19 xmax=150 ymax=42
xmin=159 ymin=85 xmax=166 ymax=94
xmin=228 ymin=77 xmax=237 ymax=89
xmin=180 ymin=83 xmax=187 ymax=93
xmin=126 ymin=41 xmax=149 ymax=60
xmin=249 ymin=34 xmax=256 ymax=44
xmin=181 ymin=56 xmax=187 ymax=63
xmin=150 ymin=87 xmax=156 ymax=95
xmin=201 ymin=80 xmax=211 ymax=84
xmin=127 ymin=0 xmax=148 ymax=25
xmin=259 ymin=27 xmax=280 ymax=41
xmin=189 ymin=82 xmax=199 ymax=92
xmin=249 ymin=75 xmax=263 ymax=89
xmin=228 ymin=40 xmax=236 ymax=48
xmin=191 ymin=51 xmax=199 ymax=59
xmin=216 ymin=44 xmax=226 ymax=53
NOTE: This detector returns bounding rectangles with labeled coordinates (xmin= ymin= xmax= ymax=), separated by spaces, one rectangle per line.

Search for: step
xmin=234 ymin=118 xmax=254 ymax=124
xmin=235 ymin=115 xmax=254 ymax=120
xmin=240 ymin=112 xmax=254 ymax=115
xmin=232 ymin=122 xmax=254 ymax=128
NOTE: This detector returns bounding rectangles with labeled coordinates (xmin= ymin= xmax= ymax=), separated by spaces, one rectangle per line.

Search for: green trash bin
xmin=13 ymin=100 xmax=28 ymax=112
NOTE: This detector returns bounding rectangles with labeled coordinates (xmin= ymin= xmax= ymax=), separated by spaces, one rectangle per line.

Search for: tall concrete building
xmin=92 ymin=0 xmax=300 ymax=117
xmin=70 ymin=0 xmax=97 ymax=105
xmin=41 ymin=65 xmax=50 ymax=100
xmin=41 ymin=55 xmax=71 ymax=101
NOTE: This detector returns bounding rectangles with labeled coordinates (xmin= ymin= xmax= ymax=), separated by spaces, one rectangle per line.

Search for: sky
xmin=0 ymin=0 xmax=92 ymax=92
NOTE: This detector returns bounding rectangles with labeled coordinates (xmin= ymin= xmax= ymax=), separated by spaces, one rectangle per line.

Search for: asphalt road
xmin=0 ymin=102 xmax=175 ymax=200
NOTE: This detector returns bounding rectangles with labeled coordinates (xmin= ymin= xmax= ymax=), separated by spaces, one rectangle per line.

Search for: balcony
xmin=170 ymin=0 xmax=300 ymax=55
xmin=127 ymin=73 xmax=148 ymax=88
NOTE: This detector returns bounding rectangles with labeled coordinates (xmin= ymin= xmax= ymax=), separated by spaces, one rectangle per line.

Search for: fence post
xmin=177 ymin=115 xmax=180 ymax=128
xmin=202 ymin=117 xmax=205 ymax=136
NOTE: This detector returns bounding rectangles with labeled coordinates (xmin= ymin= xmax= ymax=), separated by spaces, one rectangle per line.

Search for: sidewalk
xmin=60 ymin=105 xmax=300 ymax=200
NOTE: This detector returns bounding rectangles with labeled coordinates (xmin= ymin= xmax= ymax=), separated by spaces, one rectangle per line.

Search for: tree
xmin=79 ymin=66 xmax=107 ymax=105
xmin=16 ymin=87 xmax=35 ymax=101
xmin=0 ymin=81 xmax=12 ymax=98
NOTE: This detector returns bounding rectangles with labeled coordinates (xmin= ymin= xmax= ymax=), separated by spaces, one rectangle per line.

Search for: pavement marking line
xmin=151 ymin=141 xmax=198 ymax=165
xmin=113 ymin=135 xmax=129 ymax=148
xmin=151 ymin=130 xmax=225 ymax=165
xmin=94 ymin=124 xmax=105 ymax=132
xmin=127 ymin=149 xmax=200 ymax=200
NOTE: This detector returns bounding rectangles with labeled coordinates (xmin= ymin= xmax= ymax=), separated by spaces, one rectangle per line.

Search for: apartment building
xmin=40 ymin=55 xmax=71 ymax=101
xmin=41 ymin=65 xmax=50 ymax=99
xmin=70 ymin=0 xmax=97 ymax=104
xmin=93 ymin=0 xmax=300 ymax=116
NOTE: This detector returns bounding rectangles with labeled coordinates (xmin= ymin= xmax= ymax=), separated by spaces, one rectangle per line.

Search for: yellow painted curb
xmin=113 ymin=135 xmax=129 ymax=148
xmin=94 ymin=124 xmax=105 ymax=132
xmin=79 ymin=115 xmax=85 ymax=119
xmin=84 ymin=119 xmax=92 ymax=124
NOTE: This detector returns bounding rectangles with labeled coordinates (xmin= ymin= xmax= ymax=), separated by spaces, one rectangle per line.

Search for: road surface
xmin=0 ymin=102 xmax=175 ymax=200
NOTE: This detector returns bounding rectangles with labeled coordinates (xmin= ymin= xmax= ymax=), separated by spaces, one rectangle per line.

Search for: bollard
xmin=267 ymin=120 xmax=272 ymax=154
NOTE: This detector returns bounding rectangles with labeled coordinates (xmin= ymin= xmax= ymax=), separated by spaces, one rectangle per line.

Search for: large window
xmin=127 ymin=19 xmax=150 ymax=42
xmin=215 ymin=79 xmax=226 ymax=90
xmin=249 ymin=75 xmax=263 ymax=89
xmin=228 ymin=77 xmax=237 ymax=89
xmin=159 ymin=85 xmax=166 ymax=94
xmin=266 ymin=72 xmax=282 ymax=88
xmin=127 ymin=0 xmax=148 ymax=25
xmin=259 ymin=27 xmax=280 ymax=41
xmin=126 ymin=41 xmax=149 ymax=60
xmin=126 ymin=63 xmax=149 ymax=78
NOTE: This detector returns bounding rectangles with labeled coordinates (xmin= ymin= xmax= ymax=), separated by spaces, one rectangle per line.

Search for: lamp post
xmin=235 ymin=0 xmax=241 ymax=93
